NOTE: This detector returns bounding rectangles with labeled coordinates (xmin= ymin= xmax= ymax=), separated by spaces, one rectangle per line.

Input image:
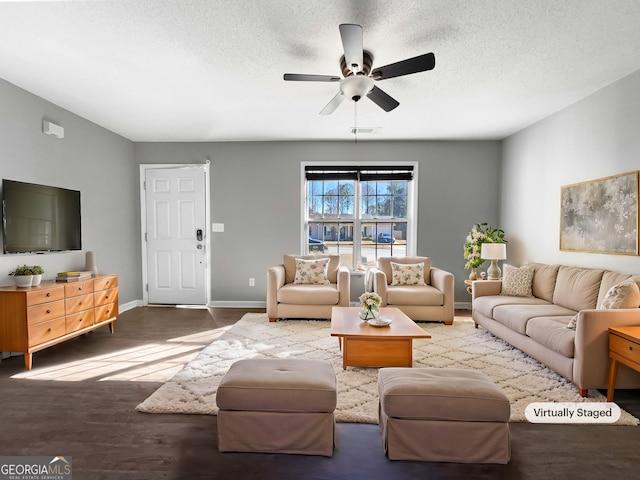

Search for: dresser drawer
xmin=95 ymin=303 xmax=118 ymax=323
xmin=610 ymin=334 xmax=640 ymax=366
xmin=94 ymin=275 xmax=118 ymax=291
xmin=66 ymin=309 xmax=95 ymax=333
xmin=94 ymin=287 xmax=118 ymax=307
xmin=65 ymin=293 xmax=95 ymax=314
xmin=64 ymin=280 xmax=94 ymax=297
xmin=27 ymin=301 xmax=66 ymax=326
xmin=26 ymin=286 xmax=65 ymax=306
xmin=28 ymin=317 xmax=66 ymax=347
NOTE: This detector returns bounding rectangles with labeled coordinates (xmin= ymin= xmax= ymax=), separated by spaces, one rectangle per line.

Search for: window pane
xmin=305 ymin=170 xmax=412 ymax=266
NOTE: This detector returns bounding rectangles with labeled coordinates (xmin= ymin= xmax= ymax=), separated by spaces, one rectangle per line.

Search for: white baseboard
xmin=119 ymin=300 xmax=142 ymax=313
xmin=209 ymin=300 xmax=267 ymax=309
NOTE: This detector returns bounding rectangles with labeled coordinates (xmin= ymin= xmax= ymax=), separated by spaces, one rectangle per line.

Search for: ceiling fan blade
xmin=319 ymin=92 xmax=346 ymax=115
xmin=339 ymin=24 xmax=363 ymax=73
xmin=371 ymin=52 xmax=435 ymax=81
xmin=367 ymin=86 xmax=399 ymax=112
xmin=284 ymin=73 xmax=341 ymax=82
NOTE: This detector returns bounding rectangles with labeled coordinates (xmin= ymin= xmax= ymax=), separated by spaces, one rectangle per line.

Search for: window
xmin=303 ymin=163 xmax=417 ymax=268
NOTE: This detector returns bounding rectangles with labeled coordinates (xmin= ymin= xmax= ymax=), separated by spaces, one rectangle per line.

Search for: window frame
xmin=300 ymin=161 xmax=419 ymax=268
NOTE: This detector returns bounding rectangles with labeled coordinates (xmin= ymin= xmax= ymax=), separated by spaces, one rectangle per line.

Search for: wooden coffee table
xmin=330 ymin=307 xmax=431 ymax=370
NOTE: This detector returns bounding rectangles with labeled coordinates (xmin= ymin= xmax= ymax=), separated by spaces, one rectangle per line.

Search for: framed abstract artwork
xmin=560 ymin=171 xmax=639 ymax=255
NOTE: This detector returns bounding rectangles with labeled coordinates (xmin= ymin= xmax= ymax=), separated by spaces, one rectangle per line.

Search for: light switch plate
xmin=212 ymin=223 xmax=224 ymax=232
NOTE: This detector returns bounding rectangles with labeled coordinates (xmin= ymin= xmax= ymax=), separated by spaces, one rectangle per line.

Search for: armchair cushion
xmin=277 ymin=284 xmax=340 ymax=305
xmin=284 ymin=255 xmax=340 ymax=284
xmin=390 ymin=262 xmax=427 ymax=286
xmin=379 ymin=257 xmax=431 ymax=285
xmin=387 ymin=285 xmax=444 ymax=306
xmin=293 ymin=257 xmax=330 ymax=285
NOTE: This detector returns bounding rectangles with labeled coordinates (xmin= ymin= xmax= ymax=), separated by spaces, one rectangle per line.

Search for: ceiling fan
xmin=283 ymin=24 xmax=435 ymax=115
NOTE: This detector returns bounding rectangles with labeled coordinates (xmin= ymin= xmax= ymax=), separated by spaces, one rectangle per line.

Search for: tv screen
xmin=2 ymin=179 xmax=82 ymax=253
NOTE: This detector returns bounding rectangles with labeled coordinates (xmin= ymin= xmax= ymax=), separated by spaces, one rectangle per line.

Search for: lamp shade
xmin=481 ymin=243 xmax=507 ymax=260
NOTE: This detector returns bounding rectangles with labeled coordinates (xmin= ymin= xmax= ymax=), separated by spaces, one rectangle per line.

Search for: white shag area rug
xmin=136 ymin=313 xmax=638 ymax=425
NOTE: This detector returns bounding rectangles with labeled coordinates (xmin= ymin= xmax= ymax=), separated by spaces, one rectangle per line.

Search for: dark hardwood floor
xmin=0 ymin=307 xmax=638 ymax=480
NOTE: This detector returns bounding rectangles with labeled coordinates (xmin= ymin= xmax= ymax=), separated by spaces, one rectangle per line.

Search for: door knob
xmin=197 ymin=244 xmax=203 ymax=250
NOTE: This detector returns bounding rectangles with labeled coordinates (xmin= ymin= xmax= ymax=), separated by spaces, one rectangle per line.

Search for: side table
xmin=607 ymin=326 xmax=640 ymax=402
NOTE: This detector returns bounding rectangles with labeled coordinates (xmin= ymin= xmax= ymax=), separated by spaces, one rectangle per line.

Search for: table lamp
xmin=481 ymin=243 xmax=507 ymax=280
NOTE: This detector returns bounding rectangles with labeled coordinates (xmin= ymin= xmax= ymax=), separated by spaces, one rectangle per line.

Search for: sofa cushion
xmin=493 ymin=304 xmax=577 ymax=335
xmin=379 ymin=257 xmax=431 ymax=285
xmin=390 ymin=262 xmax=427 ymax=286
xmin=293 ymin=257 xmax=330 ymax=285
xmin=277 ymin=283 xmax=339 ymax=305
xmin=552 ymin=266 xmax=604 ymax=311
xmin=473 ymin=295 xmax=550 ymax=319
xmin=500 ymin=264 xmax=533 ymax=297
xmin=387 ymin=285 xmax=443 ymax=306
xmin=284 ymin=254 xmax=339 ymax=284
xmin=530 ymin=263 xmax=560 ymax=302
xmin=597 ymin=272 xmax=640 ymax=309
xmin=526 ymin=317 xmax=576 ymax=358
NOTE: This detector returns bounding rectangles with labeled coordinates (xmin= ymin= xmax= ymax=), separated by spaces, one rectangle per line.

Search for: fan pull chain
xmin=354 ymin=101 xmax=358 ymax=144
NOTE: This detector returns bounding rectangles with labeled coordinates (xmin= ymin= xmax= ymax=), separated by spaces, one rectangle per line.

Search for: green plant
xmin=8 ymin=265 xmax=43 ymax=276
xmin=463 ymin=223 xmax=507 ymax=270
xmin=9 ymin=264 xmax=34 ymax=276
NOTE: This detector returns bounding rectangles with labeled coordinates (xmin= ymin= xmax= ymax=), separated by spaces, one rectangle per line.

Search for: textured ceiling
xmin=1 ymin=0 xmax=640 ymax=142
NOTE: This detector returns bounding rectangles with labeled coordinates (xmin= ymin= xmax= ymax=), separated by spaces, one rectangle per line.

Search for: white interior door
xmin=143 ymin=165 xmax=208 ymax=305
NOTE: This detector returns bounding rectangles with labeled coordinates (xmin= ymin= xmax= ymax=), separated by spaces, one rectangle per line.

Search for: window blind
xmin=304 ymin=165 xmax=413 ymax=181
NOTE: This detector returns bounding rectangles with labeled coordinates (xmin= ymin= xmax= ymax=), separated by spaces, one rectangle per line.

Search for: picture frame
xmin=560 ymin=171 xmax=639 ymax=255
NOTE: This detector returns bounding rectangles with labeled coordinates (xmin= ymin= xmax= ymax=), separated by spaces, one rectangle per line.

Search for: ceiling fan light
xmin=340 ymin=76 xmax=374 ymax=102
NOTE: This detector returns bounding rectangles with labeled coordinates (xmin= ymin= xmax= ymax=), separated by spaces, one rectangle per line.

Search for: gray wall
xmin=135 ymin=141 xmax=502 ymax=305
xmin=0 ymin=79 xmax=141 ymax=304
xmin=502 ymin=69 xmax=640 ymax=275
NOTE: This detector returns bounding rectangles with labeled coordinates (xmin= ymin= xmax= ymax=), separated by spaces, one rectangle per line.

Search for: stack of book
xmin=56 ymin=271 xmax=93 ymax=282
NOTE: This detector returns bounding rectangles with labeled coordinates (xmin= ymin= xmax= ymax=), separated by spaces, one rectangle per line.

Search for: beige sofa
xmin=267 ymin=255 xmax=350 ymax=322
xmin=373 ymin=256 xmax=455 ymax=325
xmin=472 ymin=263 xmax=640 ymax=396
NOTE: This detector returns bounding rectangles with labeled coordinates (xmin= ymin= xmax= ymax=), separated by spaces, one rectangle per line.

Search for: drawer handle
xmin=47 ymin=328 xmax=52 ymax=333
xmin=79 ymin=286 xmax=83 ymax=291
xmin=46 ymin=292 xmax=51 ymax=297
xmin=46 ymin=309 xmax=51 ymax=314
xmin=105 ymin=295 xmax=109 ymax=300
xmin=79 ymin=301 xmax=83 ymax=306
xmin=630 ymin=346 xmax=634 ymax=352
xmin=79 ymin=318 xmax=83 ymax=322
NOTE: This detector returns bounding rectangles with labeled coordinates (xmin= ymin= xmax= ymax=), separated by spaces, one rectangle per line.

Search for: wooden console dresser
xmin=0 ymin=274 xmax=118 ymax=370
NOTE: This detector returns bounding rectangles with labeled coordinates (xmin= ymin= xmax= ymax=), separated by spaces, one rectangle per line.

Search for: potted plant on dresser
xmin=8 ymin=265 xmax=44 ymax=287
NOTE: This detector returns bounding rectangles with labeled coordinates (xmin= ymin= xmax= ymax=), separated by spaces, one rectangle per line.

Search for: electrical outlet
xmin=249 ymin=278 xmax=255 ymax=287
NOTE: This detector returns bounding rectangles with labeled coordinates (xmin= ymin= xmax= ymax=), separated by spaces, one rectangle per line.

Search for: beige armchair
xmin=267 ymin=255 xmax=350 ymax=322
xmin=373 ymin=256 xmax=454 ymax=325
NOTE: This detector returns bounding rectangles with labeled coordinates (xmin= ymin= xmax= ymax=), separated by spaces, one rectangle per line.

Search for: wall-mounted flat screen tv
xmin=2 ymin=179 xmax=82 ymax=254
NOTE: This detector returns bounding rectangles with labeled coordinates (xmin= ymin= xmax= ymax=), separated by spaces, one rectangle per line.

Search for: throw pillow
xmin=599 ymin=280 xmax=640 ymax=310
xmin=567 ymin=281 xmax=640 ymax=329
xmin=500 ymin=264 xmax=533 ymax=297
xmin=390 ymin=262 xmax=426 ymax=286
xmin=294 ymin=257 xmax=330 ymax=285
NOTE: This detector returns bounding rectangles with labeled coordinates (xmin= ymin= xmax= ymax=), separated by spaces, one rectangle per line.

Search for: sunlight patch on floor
xmin=10 ymin=326 xmax=232 ymax=382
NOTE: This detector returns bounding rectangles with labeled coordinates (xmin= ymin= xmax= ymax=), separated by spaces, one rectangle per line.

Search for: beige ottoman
xmin=216 ymin=358 xmax=337 ymax=456
xmin=378 ymin=367 xmax=510 ymax=464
